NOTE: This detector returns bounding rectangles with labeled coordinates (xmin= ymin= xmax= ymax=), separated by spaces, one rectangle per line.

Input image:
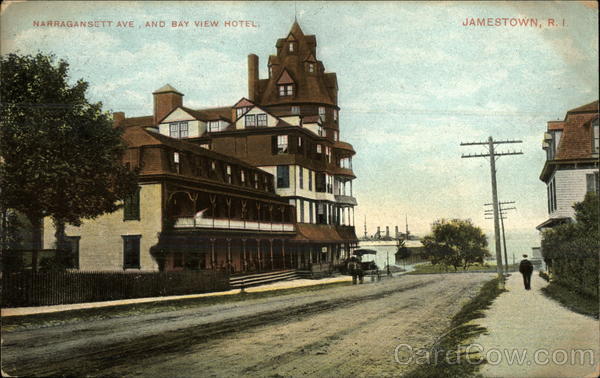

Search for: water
xmin=357 ymin=243 xmax=426 ymax=273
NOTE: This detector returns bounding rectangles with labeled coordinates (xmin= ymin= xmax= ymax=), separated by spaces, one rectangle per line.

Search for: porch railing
xmin=174 ymin=217 xmax=295 ymax=232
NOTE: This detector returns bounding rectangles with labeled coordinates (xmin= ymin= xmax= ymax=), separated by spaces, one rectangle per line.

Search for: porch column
xmin=242 ymin=238 xmax=247 ymax=272
xmin=282 ymin=239 xmax=286 ymax=269
xmin=297 ymin=245 xmax=302 ymax=269
xmin=210 ymin=238 xmax=216 ymax=270
xmin=269 ymin=239 xmax=274 ymax=271
xmin=309 ymin=246 xmax=313 ymax=264
xmin=226 ymin=238 xmax=232 ymax=274
xmin=256 ymin=238 xmax=262 ymax=271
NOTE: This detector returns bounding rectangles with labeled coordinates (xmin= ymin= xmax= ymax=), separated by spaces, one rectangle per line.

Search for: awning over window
xmin=292 ymin=224 xmax=358 ymax=243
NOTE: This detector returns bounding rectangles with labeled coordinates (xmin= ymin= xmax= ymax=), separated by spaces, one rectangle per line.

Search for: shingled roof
xmin=553 ymin=100 xmax=598 ymax=160
xmin=123 ymin=125 xmax=261 ymax=170
xmin=256 ymin=21 xmax=336 ymax=106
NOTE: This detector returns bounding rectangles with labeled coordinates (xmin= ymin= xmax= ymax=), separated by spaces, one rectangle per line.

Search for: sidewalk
xmin=473 ymin=273 xmax=599 ymax=378
xmin=1 ymin=275 xmax=352 ymax=318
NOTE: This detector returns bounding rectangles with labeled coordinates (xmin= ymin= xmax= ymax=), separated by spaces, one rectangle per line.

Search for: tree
xmin=395 ymin=238 xmax=411 ymax=260
xmin=0 ymin=53 xmax=138 ymax=252
xmin=421 ymin=219 xmax=490 ymax=271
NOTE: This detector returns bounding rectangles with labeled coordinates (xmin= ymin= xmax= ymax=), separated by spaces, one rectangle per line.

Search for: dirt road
xmin=2 ymin=273 xmax=494 ymax=377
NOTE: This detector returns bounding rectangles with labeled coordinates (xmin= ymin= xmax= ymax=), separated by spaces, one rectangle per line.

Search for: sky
xmin=2 ymin=1 xmax=598 ymax=256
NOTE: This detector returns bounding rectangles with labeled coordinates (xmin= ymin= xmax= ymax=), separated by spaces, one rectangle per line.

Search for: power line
xmin=461 ymin=136 xmax=523 ymax=287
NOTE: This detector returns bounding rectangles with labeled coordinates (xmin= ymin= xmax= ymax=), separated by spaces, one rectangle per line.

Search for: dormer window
xmin=169 ymin=121 xmax=188 ymax=139
xmin=279 ymin=84 xmax=294 ymax=97
xmin=257 ymin=113 xmax=268 ymax=127
xmin=308 ymin=63 xmax=315 ymax=73
xmin=208 ymin=121 xmax=220 ymax=133
xmin=236 ymin=107 xmax=250 ymax=119
xmin=289 ymin=42 xmax=295 ymax=52
xmin=319 ymin=107 xmax=326 ymax=121
xmin=245 ymin=114 xmax=256 ymax=128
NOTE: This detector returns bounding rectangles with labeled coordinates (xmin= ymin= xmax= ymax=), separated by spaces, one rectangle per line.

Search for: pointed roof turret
xmin=289 ymin=20 xmax=304 ymax=38
xmin=153 ymin=84 xmax=183 ymax=95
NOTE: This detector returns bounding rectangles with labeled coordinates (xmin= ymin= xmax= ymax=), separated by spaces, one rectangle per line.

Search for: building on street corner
xmin=537 ymin=100 xmax=599 ymax=230
xmin=42 ymin=21 xmax=359 ymax=274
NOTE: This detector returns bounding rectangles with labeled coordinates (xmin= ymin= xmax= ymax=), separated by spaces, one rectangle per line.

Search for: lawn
xmin=408 ymin=262 xmax=519 ymax=274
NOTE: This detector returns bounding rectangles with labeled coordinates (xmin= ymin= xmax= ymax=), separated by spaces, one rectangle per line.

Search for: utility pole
xmin=485 ymin=202 xmax=516 ymax=274
xmin=461 ymin=137 xmax=523 ymax=287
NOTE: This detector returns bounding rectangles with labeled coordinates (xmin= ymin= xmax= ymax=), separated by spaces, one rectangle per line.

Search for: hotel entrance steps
xmin=230 ymin=269 xmax=308 ymax=289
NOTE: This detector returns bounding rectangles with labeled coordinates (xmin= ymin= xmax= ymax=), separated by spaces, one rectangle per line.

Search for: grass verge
xmin=541 ymin=282 xmax=599 ymax=319
xmin=2 ymin=281 xmax=351 ymax=331
xmin=404 ymin=277 xmax=506 ymax=378
xmin=407 ymin=263 xmax=519 ymax=275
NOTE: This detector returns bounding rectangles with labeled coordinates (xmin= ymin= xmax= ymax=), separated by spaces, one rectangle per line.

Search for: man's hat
xmin=523 ymin=254 xmax=528 ymax=258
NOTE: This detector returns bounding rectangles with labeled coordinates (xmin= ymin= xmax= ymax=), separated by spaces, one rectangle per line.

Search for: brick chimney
xmin=112 ymin=112 xmax=125 ymax=128
xmin=153 ymin=84 xmax=183 ymax=125
xmin=248 ymin=54 xmax=259 ymax=101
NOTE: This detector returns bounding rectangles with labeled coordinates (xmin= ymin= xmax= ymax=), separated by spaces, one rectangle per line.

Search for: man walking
xmin=519 ymin=254 xmax=534 ymax=290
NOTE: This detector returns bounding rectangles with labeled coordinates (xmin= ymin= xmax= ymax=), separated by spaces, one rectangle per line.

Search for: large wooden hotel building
xmin=43 ymin=21 xmax=358 ymax=274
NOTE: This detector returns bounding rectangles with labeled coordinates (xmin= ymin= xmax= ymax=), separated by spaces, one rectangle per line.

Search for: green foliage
xmin=395 ymin=238 xmax=412 ymax=260
xmin=421 ymin=219 xmax=491 ymax=271
xmin=541 ymin=193 xmax=599 ymax=299
xmin=0 ymin=53 xmax=138 ymax=234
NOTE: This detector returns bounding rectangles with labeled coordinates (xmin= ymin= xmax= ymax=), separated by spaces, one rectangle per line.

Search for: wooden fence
xmin=1 ymin=270 xmax=230 ymax=308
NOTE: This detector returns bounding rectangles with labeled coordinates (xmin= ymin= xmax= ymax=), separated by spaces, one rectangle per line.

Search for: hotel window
xmin=257 ymin=113 xmax=268 ymax=127
xmin=245 ymin=114 xmax=257 ymax=128
xmin=308 ymin=63 xmax=315 ymax=73
xmin=173 ymin=152 xmax=180 ymax=173
xmin=593 ymin=119 xmax=599 ymax=154
xmin=318 ymin=126 xmax=324 ymax=137
xmin=334 ymin=109 xmax=338 ymax=121
xmin=236 ymin=107 xmax=249 ymax=119
xmin=277 ymin=165 xmax=290 ymax=188
xmin=308 ymin=170 xmax=313 ymax=191
xmin=208 ymin=121 xmax=220 ymax=132
xmin=123 ymin=187 xmax=141 ymax=221
xmin=277 ymin=135 xmax=288 ymax=153
xmin=241 ymin=170 xmax=246 ymax=185
xmin=210 ymin=161 xmax=216 ymax=177
xmin=278 ymin=84 xmax=294 ymax=97
xmin=333 ymin=130 xmax=339 ymax=141
xmin=319 ymin=107 xmax=326 ymax=121
xmin=289 ymin=42 xmax=295 ymax=52
xmin=309 ymin=201 xmax=314 ymax=223
xmin=122 ymin=235 xmax=141 ymax=269
xmin=291 ymin=106 xmax=300 ymax=115
xmin=226 ymin=165 xmax=232 ymax=183
xmin=586 ymin=172 xmax=599 ymax=193
xmin=254 ymin=173 xmax=259 ymax=189
xmin=316 ymin=144 xmax=322 ymax=154
xmin=269 ymin=65 xmax=273 ymax=77
xmin=299 ymin=166 xmax=304 ymax=189
xmin=300 ymin=199 xmax=305 ymax=223
xmin=326 ymin=146 xmax=332 ymax=163
xmin=169 ymin=121 xmax=188 ymax=139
